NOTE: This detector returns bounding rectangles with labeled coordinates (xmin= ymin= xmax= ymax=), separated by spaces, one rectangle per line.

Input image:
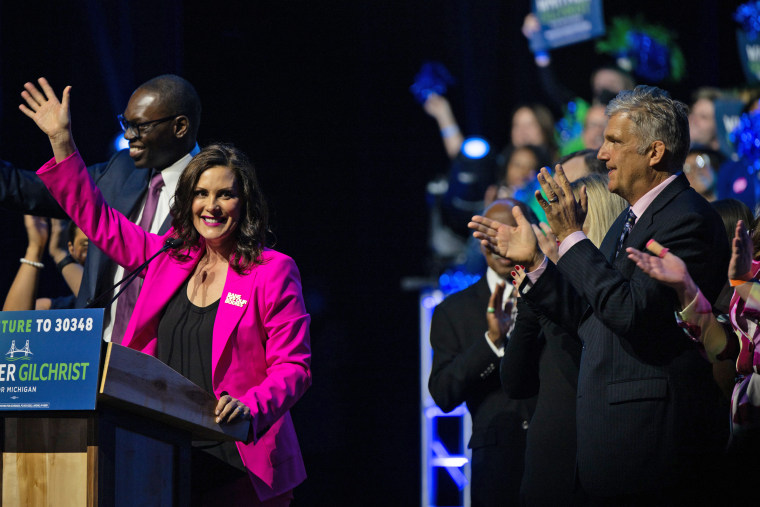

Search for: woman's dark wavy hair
xmin=169 ymin=143 xmax=269 ymax=274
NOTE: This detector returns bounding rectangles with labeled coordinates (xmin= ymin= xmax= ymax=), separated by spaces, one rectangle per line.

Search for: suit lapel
xmin=475 ymin=277 xmax=491 ymax=306
xmin=623 ymin=174 xmax=688 ymax=255
xmin=78 ymin=168 xmax=150 ymax=306
xmin=109 ymin=167 xmax=151 ymax=217
xmin=158 ymin=214 xmax=173 ymax=235
xmin=211 ymin=265 xmax=254 ymax=381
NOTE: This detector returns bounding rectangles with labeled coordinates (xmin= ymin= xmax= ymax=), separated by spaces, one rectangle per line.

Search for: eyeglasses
xmin=117 ymin=114 xmax=181 ymax=138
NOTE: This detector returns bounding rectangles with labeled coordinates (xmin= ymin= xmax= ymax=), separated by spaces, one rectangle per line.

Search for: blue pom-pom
xmin=410 ymin=62 xmax=456 ymax=104
xmin=628 ymin=32 xmax=670 ymax=82
xmin=735 ymin=2 xmax=760 ymax=39
xmin=730 ymin=110 xmax=760 ymax=167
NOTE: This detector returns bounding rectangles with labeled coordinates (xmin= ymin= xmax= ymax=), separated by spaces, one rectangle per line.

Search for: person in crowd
xmin=684 ymin=145 xmax=724 ymax=202
xmin=486 ymin=145 xmax=552 ymax=223
xmin=581 ymin=104 xmax=607 ymax=150
xmin=21 ymin=78 xmax=310 ymax=506
xmin=555 ymin=149 xmax=608 ymax=183
xmin=429 ymin=199 xmax=538 ymax=507
xmin=709 ymin=198 xmax=755 ymax=318
xmin=627 ymin=220 xmax=758 ymax=504
xmin=503 ymin=173 xmax=626 ymax=506
xmin=508 ymin=104 xmax=558 ymax=160
xmin=689 ymin=87 xmax=723 ymax=150
xmin=521 ymin=14 xmax=635 ymax=112
xmin=422 ymin=92 xmax=465 ymax=159
xmin=423 ymin=94 xmax=558 ymax=161
xmin=3 ymin=216 xmax=87 ymax=311
xmin=470 ymin=85 xmax=729 ymax=503
xmin=712 ymin=199 xmax=754 ymax=258
xmin=0 ymin=74 xmax=201 ymax=344
xmin=520 ymin=13 xmax=632 ymax=156
xmin=491 ymin=145 xmax=552 ymax=199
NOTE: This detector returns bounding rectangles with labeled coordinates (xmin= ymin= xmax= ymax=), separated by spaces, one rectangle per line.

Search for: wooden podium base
xmin=1 ymin=406 xmax=192 ymax=507
xmin=0 ymin=343 xmax=249 ymax=506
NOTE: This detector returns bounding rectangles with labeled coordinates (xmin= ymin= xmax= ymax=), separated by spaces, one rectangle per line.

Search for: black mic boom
xmin=85 ymin=237 xmax=183 ymax=309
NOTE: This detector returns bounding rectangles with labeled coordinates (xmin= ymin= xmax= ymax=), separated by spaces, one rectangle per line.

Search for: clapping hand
xmin=486 ymin=281 xmax=515 ymax=347
xmin=532 ymin=222 xmax=559 ymax=264
xmin=535 ymin=165 xmax=587 ymax=242
xmin=48 ymin=218 xmax=68 ymax=262
xmin=728 ymin=220 xmax=753 ymax=281
xmin=627 ymin=241 xmax=698 ymax=309
xmin=469 ymin=206 xmax=544 ymax=271
xmin=24 ymin=215 xmax=49 ymax=252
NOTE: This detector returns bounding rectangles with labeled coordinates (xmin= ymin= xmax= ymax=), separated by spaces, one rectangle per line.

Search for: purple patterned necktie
xmin=111 ymin=171 xmax=164 ymax=344
xmin=616 ymin=207 xmax=637 ymax=256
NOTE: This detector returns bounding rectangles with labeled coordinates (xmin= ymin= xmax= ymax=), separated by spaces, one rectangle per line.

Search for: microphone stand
xmin=85 ymin=238 xmax=183 ymax=309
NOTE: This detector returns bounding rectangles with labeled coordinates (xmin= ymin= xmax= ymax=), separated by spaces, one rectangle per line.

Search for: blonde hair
xmin=570 ymin=174 xmax=627 ymax=247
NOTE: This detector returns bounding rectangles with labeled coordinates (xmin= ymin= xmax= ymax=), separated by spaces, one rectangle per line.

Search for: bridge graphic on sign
xmin=5 ymin=340 xmax=33 ymax=361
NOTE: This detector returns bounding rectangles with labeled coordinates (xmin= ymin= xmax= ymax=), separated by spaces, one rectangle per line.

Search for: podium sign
xmin=0 ymin=309 xmax=103 ymax=410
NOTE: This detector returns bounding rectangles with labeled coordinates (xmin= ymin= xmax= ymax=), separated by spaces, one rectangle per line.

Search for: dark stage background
xmin=0 ymin=1 xmax=750 ymax=504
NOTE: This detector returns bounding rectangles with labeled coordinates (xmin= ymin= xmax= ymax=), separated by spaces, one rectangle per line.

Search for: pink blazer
xmin=38 ymin=152 xmax=311 ymax=500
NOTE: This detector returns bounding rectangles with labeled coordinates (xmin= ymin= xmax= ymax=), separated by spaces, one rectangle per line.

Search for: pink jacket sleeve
xmin=245 ymin=254 xmax=312 ymax=441
xmin=37 ymin=152 xmax=166 ymax=272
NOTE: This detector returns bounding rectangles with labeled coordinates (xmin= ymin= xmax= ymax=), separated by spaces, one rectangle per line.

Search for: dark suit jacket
xmin=502 ymin=298 xmax=582 ymax=506
xmin=1 ymin=150 xmax=173 ymax=308
xmin=429 ymin=277 xmax=536 ymax=507
xmin=522 ymin=174 xmax=729 ymax=498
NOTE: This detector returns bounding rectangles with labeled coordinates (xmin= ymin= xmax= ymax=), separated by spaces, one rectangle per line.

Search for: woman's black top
xmin=157 ymin=277 xmax=245 ymax=471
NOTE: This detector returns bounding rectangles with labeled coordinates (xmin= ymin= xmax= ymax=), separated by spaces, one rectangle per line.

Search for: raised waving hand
xmin=18 ymin=77 xmax=76 ymax=162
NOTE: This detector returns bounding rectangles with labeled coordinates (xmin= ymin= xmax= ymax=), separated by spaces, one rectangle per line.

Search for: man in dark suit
xmin=1 ymin=75 xmax=200 ymax=343
xmin=470 ymin=86 xmax=729 ymax=504
xmin=429 ymin=199 xmax=537 ymax=507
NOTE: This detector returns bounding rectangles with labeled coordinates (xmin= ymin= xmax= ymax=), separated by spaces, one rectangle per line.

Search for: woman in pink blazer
xmin=21 ymin=78 xmax=311 ymax=506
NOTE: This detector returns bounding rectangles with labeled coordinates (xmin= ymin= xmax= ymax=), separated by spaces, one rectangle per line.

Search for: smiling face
xmin=122 ymin=88 xmax=181 ymax=170
xmin=597 ymin=114 xmax=656 ymax=205
xmin=191 ymin=166 xmax=241 ymax=248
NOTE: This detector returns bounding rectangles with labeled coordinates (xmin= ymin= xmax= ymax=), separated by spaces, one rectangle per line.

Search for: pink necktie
xmin=111 ymin=172 xmax=164 ymax=344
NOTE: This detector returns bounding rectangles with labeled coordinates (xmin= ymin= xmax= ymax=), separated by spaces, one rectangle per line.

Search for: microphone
xmin=85 ymin=237 xmax=184 ymax=309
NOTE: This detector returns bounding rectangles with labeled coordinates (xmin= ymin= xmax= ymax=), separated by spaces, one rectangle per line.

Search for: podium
xmin=0 ymin=342 xmax=249 ymax=506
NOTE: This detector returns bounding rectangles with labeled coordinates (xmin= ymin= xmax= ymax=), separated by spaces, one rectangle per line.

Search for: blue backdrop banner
xmin=530 ymin=0 xmax=605 ymax=53
xmin=0 ymin=309 xmax=104 ymax=411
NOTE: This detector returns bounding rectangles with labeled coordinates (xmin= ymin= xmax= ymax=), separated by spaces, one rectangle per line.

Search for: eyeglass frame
xmin=116 ymin=113 xmax=184 ymax=138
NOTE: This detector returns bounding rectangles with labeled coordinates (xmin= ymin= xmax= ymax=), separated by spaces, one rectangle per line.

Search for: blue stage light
xmin=438 ymin=269 xmax=481 ymax=296
xmin=461 ymin=137 xmax=490 ymax=159
xmin=113 ymin=133 xmax=129 ymax=152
